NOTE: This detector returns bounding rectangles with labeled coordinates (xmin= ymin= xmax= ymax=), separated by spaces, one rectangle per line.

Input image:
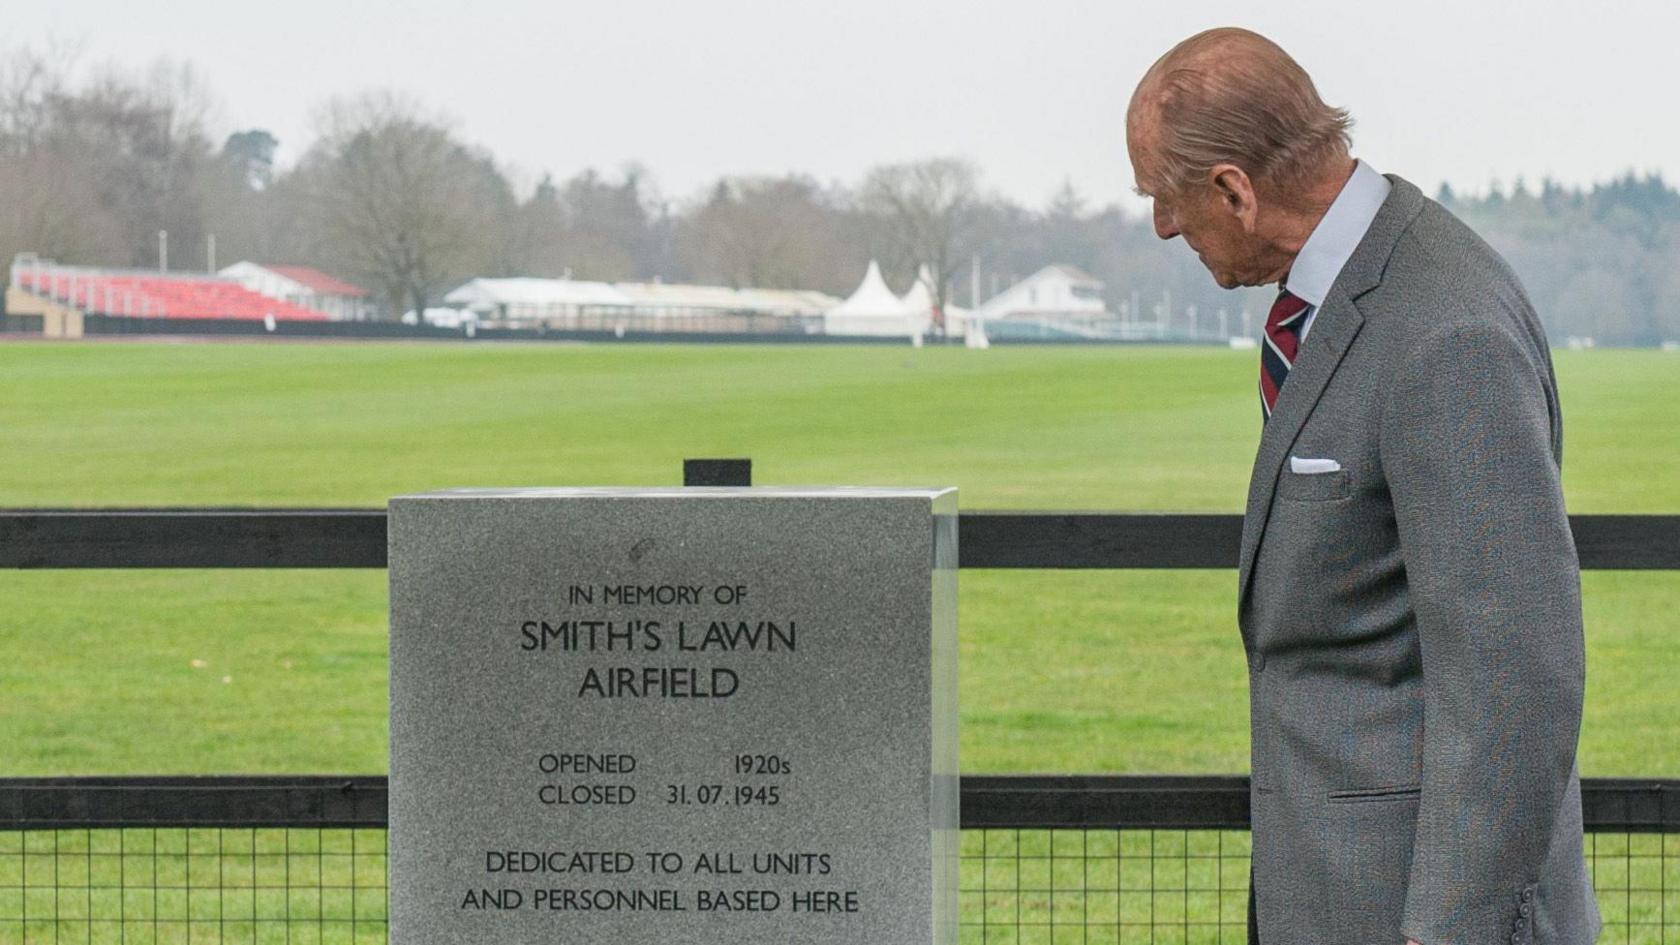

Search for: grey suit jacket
xmin=1238 ymin=173 xmax=1601 ymax=945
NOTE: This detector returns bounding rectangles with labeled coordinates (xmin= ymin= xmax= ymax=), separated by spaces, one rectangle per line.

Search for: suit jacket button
xmin=1251 ymin=652 xmax=1266 ymax=671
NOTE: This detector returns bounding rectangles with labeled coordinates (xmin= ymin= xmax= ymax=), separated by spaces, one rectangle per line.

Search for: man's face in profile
xmin=1147 ymin=183 xmax=1247 ymax=290
xmin=1127 ymin=109 xmax=1272 ymax=290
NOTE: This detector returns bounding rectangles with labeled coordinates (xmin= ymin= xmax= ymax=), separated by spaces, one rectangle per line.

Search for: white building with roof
xmin=446 ymin=277 xmax=630 ymax=320
xmin=973 ymin=265 xmax=1108 ymax=321
xmin=219 ymin=262 xmax=376 ymax=320
xmin=442 ymin=276 xmax=839 ymax=333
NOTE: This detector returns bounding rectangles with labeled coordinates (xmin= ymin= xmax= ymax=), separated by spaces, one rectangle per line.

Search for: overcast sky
xmin=5 ymin=0 xmax=1674 ymax=216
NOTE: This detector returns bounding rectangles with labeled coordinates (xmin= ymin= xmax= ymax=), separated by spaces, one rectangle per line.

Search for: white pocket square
xmin=1289 ymin=455 xmax=1342 ymax=474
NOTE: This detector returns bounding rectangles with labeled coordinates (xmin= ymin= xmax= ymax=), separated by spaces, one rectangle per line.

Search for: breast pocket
xmin=1275 ymin=467 xmax=1350 ymax=502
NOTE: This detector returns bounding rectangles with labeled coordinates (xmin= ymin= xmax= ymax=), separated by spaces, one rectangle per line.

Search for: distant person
xmin=1125 ymin=27 xmax=1600 ymax=945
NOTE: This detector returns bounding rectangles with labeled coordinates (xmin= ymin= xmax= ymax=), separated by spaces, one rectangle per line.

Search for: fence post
xmin=683 ymin=458 xmax=752 ymax=486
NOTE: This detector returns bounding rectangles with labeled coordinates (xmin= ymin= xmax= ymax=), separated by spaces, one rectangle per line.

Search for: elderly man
xmin=1125 ymin=27 xmax=1602 ymax=945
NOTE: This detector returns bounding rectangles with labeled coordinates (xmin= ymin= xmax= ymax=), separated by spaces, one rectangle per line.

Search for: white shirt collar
xmin=1281 ymin=158 xmax=1391 ymax=307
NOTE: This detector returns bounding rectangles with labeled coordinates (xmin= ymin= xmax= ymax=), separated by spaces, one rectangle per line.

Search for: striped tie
xmin=1260 ymin=286 xmax=1310 ymax=422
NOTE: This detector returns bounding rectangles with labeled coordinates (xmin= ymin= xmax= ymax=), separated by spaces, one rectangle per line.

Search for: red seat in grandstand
xmin=16 ymin=269 xmax=330 ymax=321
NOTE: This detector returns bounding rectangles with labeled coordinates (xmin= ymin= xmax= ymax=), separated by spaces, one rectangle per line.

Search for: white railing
xmin=9 ymin=254 xmax=171 ymax=317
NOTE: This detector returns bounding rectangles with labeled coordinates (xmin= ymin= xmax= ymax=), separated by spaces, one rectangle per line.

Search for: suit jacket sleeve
xmin=1378 ymin=315 xmax=1587 ymax=945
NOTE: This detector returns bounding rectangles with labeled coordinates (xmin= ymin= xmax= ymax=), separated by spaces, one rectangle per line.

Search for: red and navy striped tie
xmin=1260 ymin=286 xmax=1310 ymax=422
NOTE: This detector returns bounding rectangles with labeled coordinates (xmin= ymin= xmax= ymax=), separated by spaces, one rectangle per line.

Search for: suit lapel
xmin=1236 ymin=286 xmax=1364 ymax=630
xmin=1235 ymin=173 xmax=1428 ymax=634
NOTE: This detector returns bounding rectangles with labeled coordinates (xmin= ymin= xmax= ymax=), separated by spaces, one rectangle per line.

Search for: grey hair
xmin=1134 ymin=28 xmax=1354 ymax=201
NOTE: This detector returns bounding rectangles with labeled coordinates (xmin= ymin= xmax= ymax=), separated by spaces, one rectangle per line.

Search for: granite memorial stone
xmin=389 ymin=486 xmax=958 ymax=944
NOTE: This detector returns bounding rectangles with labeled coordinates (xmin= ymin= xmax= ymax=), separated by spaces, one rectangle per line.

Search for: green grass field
xmin=1 ymin=341 xmax=1676 ymax=777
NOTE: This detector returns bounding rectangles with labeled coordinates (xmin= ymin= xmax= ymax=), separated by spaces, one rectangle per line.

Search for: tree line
xmin=2 ymin=46 xmax=1674 ymax=345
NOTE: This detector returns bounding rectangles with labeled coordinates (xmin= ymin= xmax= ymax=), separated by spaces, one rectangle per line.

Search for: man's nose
xmin=1153 ymin=202 xmax=1179 ymax=240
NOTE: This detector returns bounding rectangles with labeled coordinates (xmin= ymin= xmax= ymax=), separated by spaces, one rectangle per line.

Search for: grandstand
xmin=221 ymin=261 xmax=376 ymax=321
xmin=8 ymin=255 xmax=330 ymax=322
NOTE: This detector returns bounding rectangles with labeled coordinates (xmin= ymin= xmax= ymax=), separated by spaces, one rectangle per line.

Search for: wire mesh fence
xmin=0 ymin=828 xmax=386 ymax=945
xmin=3 ymin=826 xmax=1676 ymax=944
xmin=962 ymin=827 xmax=1253 ymax=944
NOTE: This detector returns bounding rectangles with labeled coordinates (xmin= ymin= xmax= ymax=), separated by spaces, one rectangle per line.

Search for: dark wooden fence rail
xmin=3 ymin=775 xmax=1676 ymax=832
xmin=1 ymin=510 xmax=1675 ymax=570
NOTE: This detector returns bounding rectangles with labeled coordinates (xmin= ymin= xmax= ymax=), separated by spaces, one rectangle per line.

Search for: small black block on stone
xmin=683 ymin=458 xmax=752 ymax=486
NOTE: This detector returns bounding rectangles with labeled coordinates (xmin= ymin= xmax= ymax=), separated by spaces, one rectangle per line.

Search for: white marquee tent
xmin=898 ymin=265 xmax=937 ymax=337
xmin=823 ymin=260 xmax=923 ymax=338
xmin=897 ymin=264 xmax=977 ymax=339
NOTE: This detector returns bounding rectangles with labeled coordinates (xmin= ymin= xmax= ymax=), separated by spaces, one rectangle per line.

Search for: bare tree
xmin=0 ymin=151 xmax=127 ymax=267
xmin=859 ymin=157 xmax=981 ymax=334
xmin=298 ymin=92 xmax=512 ymax=318
xmin=0 ymin=43 xmax=220 ymax=270
xmin=499 ymin=173 xmax=569 ymax=277
xmin=0 ymin=41 xmax=76 ymax=154
xmin=552 ymin=165 xmax=661 ymax=281
xmin=676 ymin=174 xmax=859 ymax=291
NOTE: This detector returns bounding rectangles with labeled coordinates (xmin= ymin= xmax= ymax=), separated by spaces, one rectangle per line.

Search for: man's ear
xmin=1210 ymin=163 xmax=1258 ymax=229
